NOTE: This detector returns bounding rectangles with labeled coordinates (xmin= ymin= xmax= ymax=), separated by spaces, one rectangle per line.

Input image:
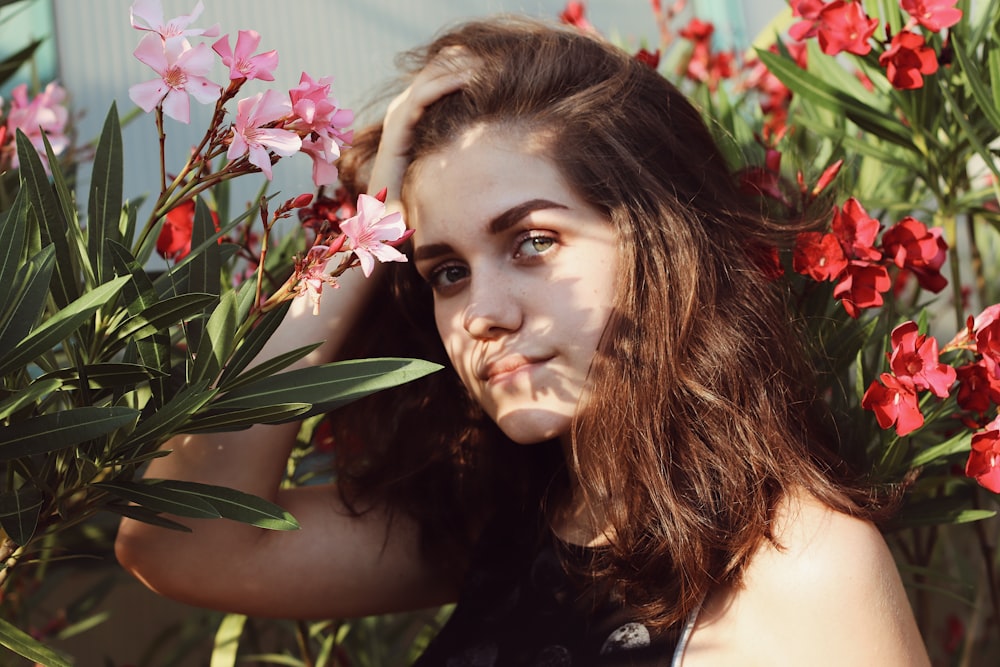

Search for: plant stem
xmin=295 ymin=620 xmax=315 ymax=667
xmin=972 ymin=492 xmax=1000 ymax=626
xmin=156 ymin=107 xmax=166 ymax=193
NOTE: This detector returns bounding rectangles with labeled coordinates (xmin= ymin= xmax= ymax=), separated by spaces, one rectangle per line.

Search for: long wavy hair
xmin=331 ymin=16 xmax=873 ymax=630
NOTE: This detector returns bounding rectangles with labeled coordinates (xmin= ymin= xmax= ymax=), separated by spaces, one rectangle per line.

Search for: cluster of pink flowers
xmin=792 ymin=195 xmax=947 ymax=317
xmin=127 ymin=0 xmax=352 ymax=187
xmin=0 ymin=81 xmax=70 ymax=173
xmin=790 ymin=0 xmax=958 ymax=89
xmin=859 ymin=308 xmax=1000 ymax=492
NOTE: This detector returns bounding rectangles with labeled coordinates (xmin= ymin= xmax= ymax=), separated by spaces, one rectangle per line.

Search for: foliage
xmin=0 ymin=1 xmax=438 ymax=664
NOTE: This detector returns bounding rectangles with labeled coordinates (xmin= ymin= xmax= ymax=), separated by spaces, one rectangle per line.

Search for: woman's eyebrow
xmin=413 ymin=198 xmax=568 ymax=263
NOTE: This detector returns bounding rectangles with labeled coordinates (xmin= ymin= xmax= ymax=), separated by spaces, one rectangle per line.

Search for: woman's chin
xmin=494 ymin=408 xmax=572 ymax=445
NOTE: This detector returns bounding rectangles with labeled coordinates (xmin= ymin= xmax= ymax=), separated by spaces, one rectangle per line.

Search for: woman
xmin=116 ymin=16 xmax=930 ymax=665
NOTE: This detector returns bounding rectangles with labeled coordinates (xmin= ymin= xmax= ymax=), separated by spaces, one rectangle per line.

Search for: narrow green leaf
xmin=951 ymin=34 xmax=1000 ymax=132
xmin=111 ymin=382 xmax=217 ymax=457
xmin=190 ymin=287 xmax=239 ymax=386
xmin=0 ymin=245 xmax=55 ymax=356
xmin=757 ymin=49 xmax=916 ymax=150
xmin=0 ymin=184 xmax=28 ymax=290
xmin=15 ymin=129 xmax=78 ymax=308
xmin=216 ymin=301 xmax=292 ymax=388
xmin=88 ymin=103 xmax=124 ymax=284
xmin=939 ymin=84 xmax=1000 ymax=182
xmin=37 ymin=363 xmax=166 ymax=391
xmin=186 ymin=197 xmax=222 ymax=352
xmin=0 ymin=378 xmax=62 ymax=421
xmin=0 ymin=274 xmax=131 ymax=377
xmin=0 ymin=485 xmax=43 ymax=546
xmin=0 ymin=38 xmax=42 ymax=88
xmin=150 ymin=479 xmax=299 ymax=530
xmin=0 ymin=616 xmax=72 ymax=667
xmin=108 ymin=240 xmax=172 ymax=405
xmin=0 ymin=407 xmax=140 ymax=461
xmin=103 ymin=503 xmax=193 ymax=532
xmin=217 ymin=343 xmax=322 ymax=394
xmin=910 ymin=431 xmax=972 ymax=467
xmin=106 ymin=292 xmax=217 ymax=345
xmin=95 ymin=480 xmax=221 ymax=519
xmin=211 ymin=358 xmax=442 ymax=420
xmin=185 ymin=403 xmax=312 ymax=432
xmin=40 ymin=130 xmax=93 ymax=290
xmin=211 ymin=613 xmax=248 ymax=667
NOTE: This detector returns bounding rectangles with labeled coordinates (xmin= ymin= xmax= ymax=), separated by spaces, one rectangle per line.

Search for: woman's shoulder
xmin=681 ymin=491 xmax=930 ymax=666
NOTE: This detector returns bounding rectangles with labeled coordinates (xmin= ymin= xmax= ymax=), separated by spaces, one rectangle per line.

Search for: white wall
xmin=51 ymin=0 xmax=785 ymax=225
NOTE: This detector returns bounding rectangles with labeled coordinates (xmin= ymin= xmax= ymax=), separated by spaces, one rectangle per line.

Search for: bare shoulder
xmin=683 ymin=491 xmax=930 ymax=667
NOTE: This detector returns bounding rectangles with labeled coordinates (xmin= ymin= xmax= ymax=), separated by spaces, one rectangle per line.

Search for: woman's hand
xmin=368 ymin=48 xmax=475 ymax=207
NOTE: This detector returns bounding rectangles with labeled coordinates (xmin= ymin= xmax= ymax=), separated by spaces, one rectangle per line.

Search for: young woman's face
xmin=408 ymin=126 xmax=619 ymax=444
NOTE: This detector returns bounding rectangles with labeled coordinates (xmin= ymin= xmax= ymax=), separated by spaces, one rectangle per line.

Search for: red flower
xmin=679 ymin=17 xmax=714 ymax=42
xmin=879 ymin=30 xmax=939 ymax=90
xmin=900 ymin=0 xmax=962 ymax=32
xmin=793 ymin=231 xmax=848 ymax=281
xmin=832 ymin=260 xmax=891 ymax=318
xmin=157 ymin=199 xmax=221 ymax=261
xmin=816 ymin=1 xmax=879 ymax=56
xmin=789 ymin=0 xmax=827 ymax=40
xmin=956 ymin=362 xmax=999 ymax=413
xmin=832 ymin=197 xmax=882 ymax=261
xmin=559 ymin=2 xmax=595 ymax=32
xmin=965 ymin=416 xmax=1000 ymax=493
xmin=889 ymin=321 xmax=956 ymax=397
xmin=978 ymin=319 xmax=1000 ymax=376
xmin=635 ymin=48 xmax=661 ymax=69
xmin=881 ymin=216 xmax=948 ymax=292
xmin=862 ymin=372 xmax=924 ymax=436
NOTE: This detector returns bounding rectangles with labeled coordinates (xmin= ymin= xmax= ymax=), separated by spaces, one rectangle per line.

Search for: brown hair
xmin=333 ymin=15 xmax=870 ymax=629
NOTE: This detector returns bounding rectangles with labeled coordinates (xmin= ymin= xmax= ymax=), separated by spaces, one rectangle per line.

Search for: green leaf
xmin=37 ymin=363 xmax=167 ymax=391
xmin=217 ymin=343 xmax=322 ymax=394
xmin=88 ymin=103 xmax=125 ymax=284
xmin=0 ymin=377 xmax=62 ymax=421
xmin=106 ymin=292 xmax=218 ymax=345
xmin=0 ymin=245 xmax=55 ymax=357
xmin=110 ymin=382 xmax=217 ymax=458
xmin=756 ymin=49 xmax=916 ymax=150
xmin=184 ymin=403 xmax=312 ymax=432
xmin=0 ymin=274 xmax=131 ymax=377
xmin=0 ymin=184 xmax=28 ymax=290
xmin=95 ymin=480 xmax=221 ymax=519
xmin=211 ymin=613 xmax=248 ymax=667
xmin=0 ymin=38 xmax=42 ymax=88
xmin=186 ymin=197 xmax=223 ymax=352
xmin=148 ymin=479 xmax=299 ymax=530
xmin=910 ymin=431 xmax=972 ymax=467
xmin=103 ymin=503 xmax=193 ymax=532
xmin=0 ymin=616 xmax=72 ymax=667
xmin=40 ymin=130 xmax=92 ymax=290
xmin=210 ymin=358 xmax=442 ymax=421
xmin=190 ymin=287 xmax=239 ymax=386
xmin=0 ymin=485 xmax=43 ymax=546
xmin=951 ymin=33 xmax=1000 ymax=133
xmin=15 ymin=129 xmax=78 ymax=308
xmin=216 ymin=301 xmax=292 ymax=388
xmin=0 ymin=407 xmax=140 ymax=461
xmin=107 ymin=240 xmax=173 ymax=405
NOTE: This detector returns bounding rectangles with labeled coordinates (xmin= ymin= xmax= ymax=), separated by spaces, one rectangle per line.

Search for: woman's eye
xmin=515 ymin=233 xmax=556 ymax=258
xmin=427 ymin=264 xmax=469 ymax=291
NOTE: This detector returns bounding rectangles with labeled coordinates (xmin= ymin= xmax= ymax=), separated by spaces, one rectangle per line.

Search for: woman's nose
xmin=462 ymin=279 xmax=522 ymax=339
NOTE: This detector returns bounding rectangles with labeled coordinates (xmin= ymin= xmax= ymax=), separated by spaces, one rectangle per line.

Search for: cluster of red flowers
xmin=792 ymin=196 xmax=947 ymax=317
xmin=859 ymin=308 xmax=1000 ymax=492
xmin=791 ymin=0 xmax=958 ymax=89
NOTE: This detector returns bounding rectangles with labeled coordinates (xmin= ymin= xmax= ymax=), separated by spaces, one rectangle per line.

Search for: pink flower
xmin=129 ymin=33 xmax=221 ymax=123
xmin=816 ymin=1 xmax=879 ymax=56
xmin=287 ymin=73 xmax=354 ymax=186
xmin=130 ymin=0 xmax=219 ymax=56
xmin=296 ymin=242 xmax=343 ymax=315
xmin=4 ymin=82 xmax=69 ymax=170
xmin=340 ymin=194 xmax=408 ymax=277
xmin=212 ymin=30 xmax=278 ymax=82
xmin=900 ymin=0 xmax=962 ymax=32
xmin=965 ymin=415 xmax=1000 ymax=493
xmin=888 ymin=321 xmax=956 ymax=398
xmin=881 ymin=216 xmax=947 ymax=291
xmin=227 ymin=90 xmax=301 ymax=180
xmin=862 ymin=372 xmax=924 ymax=436
xmin=879 ymin=30 xmax=939 ymax=90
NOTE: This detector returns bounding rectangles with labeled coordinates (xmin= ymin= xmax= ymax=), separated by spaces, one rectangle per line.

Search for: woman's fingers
xmin=369 ymin=51 xmax=477 ymax=205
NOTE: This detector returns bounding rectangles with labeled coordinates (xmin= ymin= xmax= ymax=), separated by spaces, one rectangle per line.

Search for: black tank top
xmin=413 ymin=509 xmax=684 ymax=666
